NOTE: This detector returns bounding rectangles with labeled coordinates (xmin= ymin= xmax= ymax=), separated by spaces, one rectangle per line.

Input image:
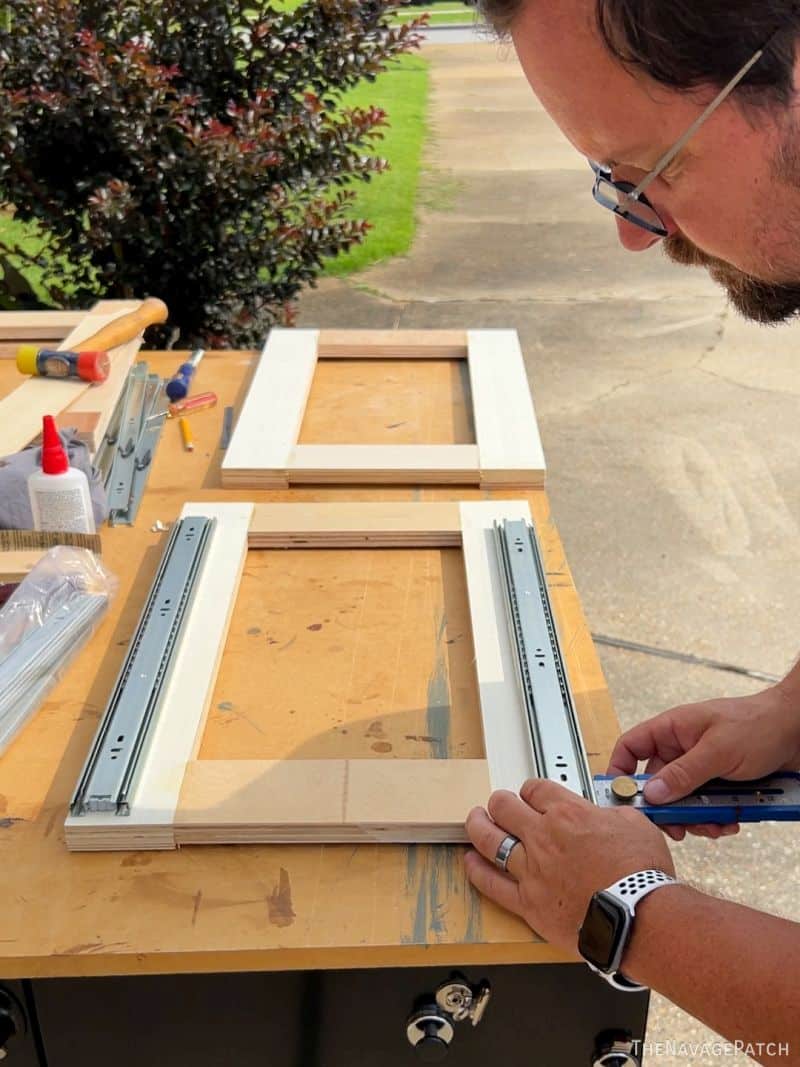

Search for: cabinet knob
xmin=406 ymin=1007 xmax=454 ymax=1061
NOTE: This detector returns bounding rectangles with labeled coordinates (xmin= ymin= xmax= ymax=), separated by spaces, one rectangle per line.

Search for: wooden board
xmin=0 ymin=301 xmax=143 ymax=338
xmin=0 ymin=305 xmax=134 ymax=359
xmin=176 ymin=760 xmax=491 ymax=844
xmin=287 ymin=444 xmax=480 ymax=485
xmin=317 ymin=329 xmax=467 ymax=360
xmin=0 ymin=300 xmax=142 ymax=457
xmin=0 ymin=550 xmax=41 ymax=583
xmin=248 ymin=501 xmax=463 ymax=547
xmin=65 ymin=499 xmax=542 ymax=851
xmin=0 ymin=309 xmax=84 ymax=346
xmin=221 ymin=328 xmax=546 ymax=489
xmin=467 ymin=329 xmax=546 ymax=486
xmin=221 ymin=329 xmax=319 ymax=490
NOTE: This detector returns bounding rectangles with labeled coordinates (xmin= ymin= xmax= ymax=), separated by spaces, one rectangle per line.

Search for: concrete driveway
xmin=298 ymin=42 xmax=800 ymax=1064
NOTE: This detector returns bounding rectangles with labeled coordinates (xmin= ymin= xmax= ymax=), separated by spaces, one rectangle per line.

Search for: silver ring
xmin=494 ymin=834 xmax=521 ymax=872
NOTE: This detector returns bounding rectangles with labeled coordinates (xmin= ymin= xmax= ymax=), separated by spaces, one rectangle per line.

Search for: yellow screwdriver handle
xmin=78 ymin=297 xmax=168 ymax=352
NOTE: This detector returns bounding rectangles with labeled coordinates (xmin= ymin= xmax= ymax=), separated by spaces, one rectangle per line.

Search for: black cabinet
xmin=2 ymin=965 xmax=648 ymax=1066
xmin=316 ymin=964 xmax=647 ymax=1064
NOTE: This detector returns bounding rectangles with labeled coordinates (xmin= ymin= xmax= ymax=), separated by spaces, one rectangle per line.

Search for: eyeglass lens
xmin=593 ymin=176 xmax=667 ymax=236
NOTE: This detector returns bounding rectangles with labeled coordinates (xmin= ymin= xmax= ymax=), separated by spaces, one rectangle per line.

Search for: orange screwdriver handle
xmin=78 ymin=297 xmax=168 ymax=352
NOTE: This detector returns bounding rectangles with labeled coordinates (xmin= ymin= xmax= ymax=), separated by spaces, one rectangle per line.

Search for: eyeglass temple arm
xmin=628 ymin=47 xmax=767 ymax=202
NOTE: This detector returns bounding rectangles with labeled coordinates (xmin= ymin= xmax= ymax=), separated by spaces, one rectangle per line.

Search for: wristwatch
xmin=578 ymin=869 xmax=679 ymax=992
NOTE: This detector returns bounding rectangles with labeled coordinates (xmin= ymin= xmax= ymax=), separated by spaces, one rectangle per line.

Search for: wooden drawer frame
xmin=221 ymin=329 xmax=546 ymax=489
xmin=65 ymin=500 xmax=544 ymax=850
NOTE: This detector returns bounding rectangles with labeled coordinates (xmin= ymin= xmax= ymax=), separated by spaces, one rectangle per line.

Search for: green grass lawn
xmin=0 ymin=214 xmax=45 ymax=296
xmin=391 ymin=4 xmax=476 ymax=26
xmin=272 ymin=1 xmax=475 ymax=27
xmin=0 ymin=212 xmax=81 ymax=307
xmin=324 ymin=53 xmax=430 ymax=277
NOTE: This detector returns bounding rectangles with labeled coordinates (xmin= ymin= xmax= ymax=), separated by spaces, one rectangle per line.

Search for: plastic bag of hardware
xmin=0 ymin=547 xmax=117 ymax=758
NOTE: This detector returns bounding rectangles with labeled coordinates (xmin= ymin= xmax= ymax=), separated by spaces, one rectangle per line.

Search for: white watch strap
xmin=598 ymin=869 xmax=679 ymax=993
xmin=606 ymin=868 xmax=678 ymax=914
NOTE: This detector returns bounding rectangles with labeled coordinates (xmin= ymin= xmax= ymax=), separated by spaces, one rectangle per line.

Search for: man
xmin=464 ymin=1 xmax=800 ymax=1060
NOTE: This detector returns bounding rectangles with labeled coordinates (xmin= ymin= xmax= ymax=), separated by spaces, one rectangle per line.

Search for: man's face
xmin=510 ymin=0 xmax=800 ymax=323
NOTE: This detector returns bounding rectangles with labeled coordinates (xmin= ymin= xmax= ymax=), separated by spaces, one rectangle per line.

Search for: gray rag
xmin=0 ymin=429 xmax=108 ymax=529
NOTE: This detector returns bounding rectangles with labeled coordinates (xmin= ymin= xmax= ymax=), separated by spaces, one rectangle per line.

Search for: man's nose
xmin=615 ymin=215 xmax=663 ymax=252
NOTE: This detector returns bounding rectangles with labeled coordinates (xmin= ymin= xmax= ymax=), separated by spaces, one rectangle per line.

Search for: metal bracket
xmin=435 ymin=975 xmax=491 ymax=1026
xmin=106 ymin=363 xmax=149 ymax=513
xmin=104 ymin=364 xmax=168 ymax=526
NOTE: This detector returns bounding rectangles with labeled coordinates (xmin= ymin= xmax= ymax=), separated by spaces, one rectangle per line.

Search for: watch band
xmin=600 ymin=868 xmax=679 ymax=992
xmin=606 ymin=868 xmax=677 ymax=911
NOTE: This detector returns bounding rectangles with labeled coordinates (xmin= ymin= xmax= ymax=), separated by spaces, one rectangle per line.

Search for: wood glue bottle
xmin=27 ymin=415 xmax=96 ymax=533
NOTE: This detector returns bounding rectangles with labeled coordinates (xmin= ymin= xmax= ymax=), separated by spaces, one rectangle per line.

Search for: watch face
xmin=578 ymin=892 xmax=628 ymax=972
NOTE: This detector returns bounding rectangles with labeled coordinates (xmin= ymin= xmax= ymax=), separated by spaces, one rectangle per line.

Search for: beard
xmin=663 ymin=232 xmax=800 ymax=325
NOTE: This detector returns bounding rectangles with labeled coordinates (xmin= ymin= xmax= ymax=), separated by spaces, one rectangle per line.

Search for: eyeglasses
xmin=588 ymin=39 xmax=775 ymax=237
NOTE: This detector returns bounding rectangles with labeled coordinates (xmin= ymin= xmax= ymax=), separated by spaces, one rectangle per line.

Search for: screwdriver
xmin=166 ymin=349 xmax=205 ymax=402
xmin=167 ymin=391 xmax=218 ymax=417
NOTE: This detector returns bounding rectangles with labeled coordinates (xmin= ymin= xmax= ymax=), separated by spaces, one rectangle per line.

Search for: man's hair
xmin=477 ymin=0 xmax=800 ymax=105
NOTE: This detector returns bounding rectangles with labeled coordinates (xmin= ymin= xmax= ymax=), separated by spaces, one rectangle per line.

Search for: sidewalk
xmin=298 ymin=43 xmax=800 ymax=1065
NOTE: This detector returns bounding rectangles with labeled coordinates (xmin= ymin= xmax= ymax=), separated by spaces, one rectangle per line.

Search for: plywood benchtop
xmin=0 ymin=347 xmax=618 ymax=978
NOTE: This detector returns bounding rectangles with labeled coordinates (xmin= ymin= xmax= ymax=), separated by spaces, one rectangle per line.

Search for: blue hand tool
xmin=594 ymin=773 xmax=800 ymax=825
xmin=165 ymin=348 xmax=205 ymax=402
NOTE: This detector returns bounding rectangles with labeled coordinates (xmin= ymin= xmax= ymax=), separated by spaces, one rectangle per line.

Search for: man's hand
xmin=608 ymin=684 xmax=800 ymax=840
xmin=464 ymin=780 xmax=674 ymax=954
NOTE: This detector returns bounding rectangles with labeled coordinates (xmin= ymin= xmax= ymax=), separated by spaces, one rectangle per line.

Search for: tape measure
xmin=594 ymin=773 xmax=800 ymax=825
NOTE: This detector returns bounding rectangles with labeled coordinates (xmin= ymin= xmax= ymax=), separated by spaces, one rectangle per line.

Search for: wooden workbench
xmin=0 ymin=349 xmax=620 ymax=981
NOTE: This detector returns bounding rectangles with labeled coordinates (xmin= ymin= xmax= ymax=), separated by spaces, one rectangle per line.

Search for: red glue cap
xmin=41 ymin=415 xmax=69 ymax=475
xmin=77 ymin=350 xmax=110 ymax=383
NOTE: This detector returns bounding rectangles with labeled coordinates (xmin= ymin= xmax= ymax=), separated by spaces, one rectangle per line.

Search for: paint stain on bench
xmin=268 ymin=868 xmax=296 ymax=928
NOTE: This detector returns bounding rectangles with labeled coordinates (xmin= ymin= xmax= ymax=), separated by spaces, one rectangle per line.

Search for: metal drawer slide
xmin=70 ymin=516 xmax=214 ymax=816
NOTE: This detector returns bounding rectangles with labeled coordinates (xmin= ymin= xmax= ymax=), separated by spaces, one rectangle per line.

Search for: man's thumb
xmin=644 ymin=747 xmax=720 ymax=804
